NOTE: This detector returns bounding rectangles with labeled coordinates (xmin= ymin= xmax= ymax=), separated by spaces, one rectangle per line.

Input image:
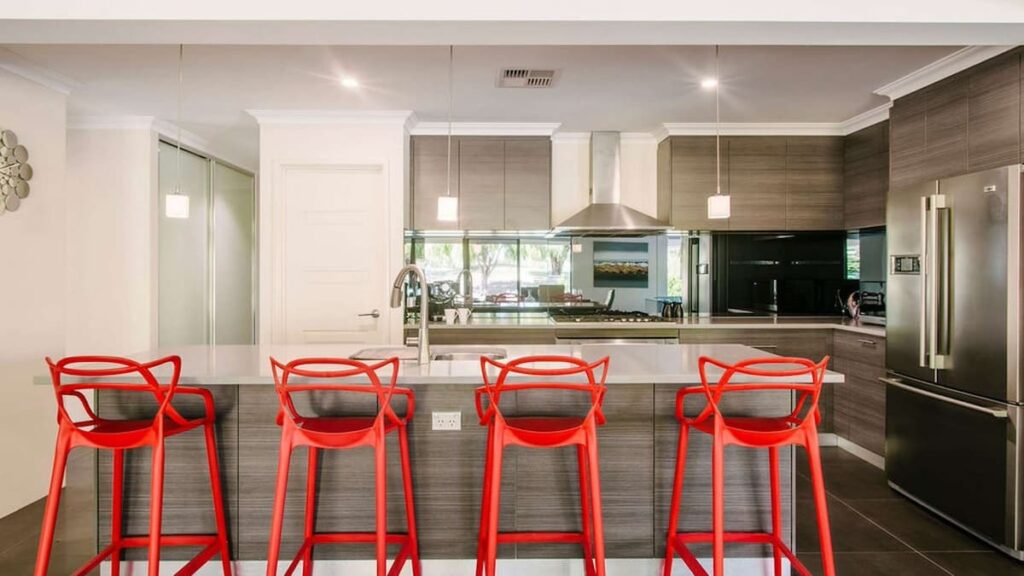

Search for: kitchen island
xmin=52 ymin=344 xmax=842 ymax=573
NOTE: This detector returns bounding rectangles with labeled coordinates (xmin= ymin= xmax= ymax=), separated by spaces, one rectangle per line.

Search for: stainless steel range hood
xmin=552 ymin=131 xmax=672 ymax=236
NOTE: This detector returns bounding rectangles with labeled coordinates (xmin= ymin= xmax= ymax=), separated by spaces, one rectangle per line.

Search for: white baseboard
xmin=103 ymin=557 xmax=791 ymax=575
xmin=818 ymin=432 xmax=838 ymax=447
xmin=835 ymin=436 xmax=885 ymax=470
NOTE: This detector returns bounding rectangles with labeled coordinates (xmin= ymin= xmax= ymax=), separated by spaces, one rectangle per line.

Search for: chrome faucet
xmin=455 ymin=268 xmax=473 ymax=307
xmin=390 ymin=264 xmax=430 ymax=364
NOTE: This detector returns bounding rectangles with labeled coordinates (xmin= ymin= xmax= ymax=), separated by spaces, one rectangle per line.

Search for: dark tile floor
xmin=795 ymin=448 xmax=1024 ymax=576
xmin=2 ymin=447 xmax=1023 ymax=574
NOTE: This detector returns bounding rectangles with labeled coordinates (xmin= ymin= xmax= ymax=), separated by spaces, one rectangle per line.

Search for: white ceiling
xmin=4 ymin=44 xmax=959 ymax=168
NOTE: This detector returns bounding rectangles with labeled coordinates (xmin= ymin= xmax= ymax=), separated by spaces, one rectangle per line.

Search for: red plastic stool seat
xmin=475 ymin=355 xmax=610 ymax=576
xmin=35 ymin=355 xmax=232 ymax=576
xmin=663 ymin=356 xmax=836 ymax=576
xmin=266 ymin=357 xmax=421 ymax=576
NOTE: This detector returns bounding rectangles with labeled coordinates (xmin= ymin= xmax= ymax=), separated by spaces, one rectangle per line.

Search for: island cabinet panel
xmin=677 ymin=328 xmax=835 ymax=433
xmin=459 ymin=137 xmax=506 ymax=230
xmin=831 ymin=331 xmax=887 ymax=457
xmin=727 ymin=136 xmax=788 ymax=231
xmin=785 ymin=136 xmax=844 ymax=231
xmin=95 ymin=386 xmax=241 ymax=560
xmin=968 ymin=51 xmax=1021 ymax=172
xmin=503 ymin=138 xmax=552 ymax=230
xmin=890 ymin=48 xmax=1022 ymax=189
xmin=653 ymin=383 xmax=793 ymax=559
xmin=842 ymin=121 xmax=889 ymax=230
xmin=410 ymin=135 xmax=460 ymax=231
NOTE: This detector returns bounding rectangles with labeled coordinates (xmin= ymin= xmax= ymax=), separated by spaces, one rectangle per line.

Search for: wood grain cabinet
xmin=660 ymin=136 xmax=843 ymax=231
xmin=410 ymin=136 xmax=551 ymax=230
xmin=890 ymin=49 xmax=1022 ymax=189
xmin=842 ymin=121 xmax=889 ymax=230
xmin=831 ymin=331 xmax=887 ymax=457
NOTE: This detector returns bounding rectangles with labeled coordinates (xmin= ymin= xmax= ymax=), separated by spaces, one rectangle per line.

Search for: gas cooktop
xmin=549 ymin=310 xmax=675 ymax=323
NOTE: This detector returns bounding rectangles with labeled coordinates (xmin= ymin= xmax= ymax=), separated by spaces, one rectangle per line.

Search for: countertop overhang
xmin=35 ymin=343 xmax=844 ymax=386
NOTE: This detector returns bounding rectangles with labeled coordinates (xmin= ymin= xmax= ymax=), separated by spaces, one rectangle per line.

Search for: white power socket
xmin=432 ymin=411 xmax=461 ymax=431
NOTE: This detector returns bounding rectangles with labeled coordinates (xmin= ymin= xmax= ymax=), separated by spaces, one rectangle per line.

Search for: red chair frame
xmin=36 ymin=355 xmax=231 ymax=576
xmin=266 ymin=356 xmax=420 ymax=576
xmin=663 ymin=356 xmax=835 ymax=576
xmin=475 ymin=355 xmax=610 ymax=576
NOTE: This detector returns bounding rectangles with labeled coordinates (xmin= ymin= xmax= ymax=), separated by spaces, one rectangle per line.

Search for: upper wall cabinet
xmin=891 ymin=49 xmax=1022 ymax=188
xmin=409 ymin=135 xmax=551 ymax=230
xmin=660 ymin=135 xmax=843 ymax=231
xmin=843 ymin=121 xmax=889 ymax=230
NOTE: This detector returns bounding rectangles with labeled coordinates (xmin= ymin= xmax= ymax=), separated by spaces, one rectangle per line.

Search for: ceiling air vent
xmin=498 ymin=68 xmax=558 ymax=88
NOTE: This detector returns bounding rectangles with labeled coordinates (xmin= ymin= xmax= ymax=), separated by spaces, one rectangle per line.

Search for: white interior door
xmin=278 ymin=164 xmax=389 ymax=344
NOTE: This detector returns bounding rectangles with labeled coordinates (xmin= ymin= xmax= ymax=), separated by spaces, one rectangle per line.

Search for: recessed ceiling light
xmin=701 ymin=77 xmax=718 ymax=89
xmin=340 ymin=77 xmax=360 ymax=89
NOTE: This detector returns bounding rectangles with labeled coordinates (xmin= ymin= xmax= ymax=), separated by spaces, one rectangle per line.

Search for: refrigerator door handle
xmin=880 ymin=377 xmax=1008 ymax=418
xmin=919 ymin=196 xmax=929 ymax=368
xmin=933 ymin=194 xmax=950 ymax=369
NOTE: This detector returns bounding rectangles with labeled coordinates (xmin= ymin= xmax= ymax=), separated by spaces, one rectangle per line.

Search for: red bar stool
xmin=266 ymin=357 xmax=420 ymax=576
xmin=663 ymin=356 xmax=835 ymax=576
xmin=475 ymin=355 xmax=610 ymax=576
xmin=36 ymin=355 xmax=231 ymax=576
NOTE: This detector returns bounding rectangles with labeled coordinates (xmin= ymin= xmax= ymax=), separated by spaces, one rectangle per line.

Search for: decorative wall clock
xmin=0 ymin=129 xmax=32 ymax=215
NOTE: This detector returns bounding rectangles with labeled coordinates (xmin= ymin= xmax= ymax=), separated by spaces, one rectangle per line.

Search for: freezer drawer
xmin=885 ymin=375 xmax=1021 ymax=551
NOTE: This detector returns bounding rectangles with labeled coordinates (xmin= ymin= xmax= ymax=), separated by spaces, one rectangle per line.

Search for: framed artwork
xmin=593 ymin=241 xmax=648 ymax=288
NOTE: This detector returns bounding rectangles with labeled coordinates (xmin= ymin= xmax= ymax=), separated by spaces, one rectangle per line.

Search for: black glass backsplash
xmin=711 ymin=232 xmax=854 ymax=316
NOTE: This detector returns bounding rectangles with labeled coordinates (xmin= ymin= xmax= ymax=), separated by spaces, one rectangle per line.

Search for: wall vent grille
xmin=498 ymin=68 xmax=558 ymax=88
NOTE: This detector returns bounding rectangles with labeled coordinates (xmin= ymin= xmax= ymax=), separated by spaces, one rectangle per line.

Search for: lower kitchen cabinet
xmin=831 ymin=331 xmax=887 ymax=457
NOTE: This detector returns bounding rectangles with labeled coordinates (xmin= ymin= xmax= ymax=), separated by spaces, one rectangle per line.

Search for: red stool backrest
xmin=690 ymin=355 xmax=829 ymax=442
xmin=478 ymin=355 xmax=610 ymax=428
xmin=45 ymin=355 xmax=187 ymax=433
xmin=269 ymin=357 xmax=404 ymax=431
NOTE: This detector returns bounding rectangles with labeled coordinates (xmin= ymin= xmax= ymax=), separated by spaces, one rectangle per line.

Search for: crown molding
xmin=619 ymin=132 xmax=659 ymax=143
xmin=650 ymin=125 xmax=671 ymax=143
xmin=67 ymin=115 xmax=155 ymax=131
xmin=874 ymin=45 xmax=1016 ymax=100
xmin=0 ymin=48 xmax=79 ymax=95
xmin=410 ymin=121 xmax=561 ymax=136
xmin=550 ymin=132 xmax=591 ymax=142
xmin=838 ymin=103 xmax=892 ymax=135
xmin=663 ymin=122 xmax=845 ymax=137
xmin=247 ymin=109 xmax=416 ymax=126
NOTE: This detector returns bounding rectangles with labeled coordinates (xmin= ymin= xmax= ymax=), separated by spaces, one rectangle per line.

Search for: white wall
xmin=0 ymin=70 xmax=67 ymax=518
xmin=256 ymin=116 xmax=410 ymax=345
xmin=65 ymin=127 xmax=158 ymax=355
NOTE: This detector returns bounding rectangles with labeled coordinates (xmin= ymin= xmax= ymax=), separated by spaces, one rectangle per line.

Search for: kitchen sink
xmin=430 ymin=346 xmax=507 ymax=362
xmin=349 ymin=347 xmax=420 ymax=361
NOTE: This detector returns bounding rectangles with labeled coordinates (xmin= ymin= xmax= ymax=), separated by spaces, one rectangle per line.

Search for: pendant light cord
xmin=446 ymin=45 xmax=453 ymax=198
xmin=715 ymin=44 xmax=721 ymax=196
xmin=176 ymin=44 xmax=183 ymax=195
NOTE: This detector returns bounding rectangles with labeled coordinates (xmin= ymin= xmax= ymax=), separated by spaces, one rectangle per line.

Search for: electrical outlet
xmin=432 ymin=411 xmax=461 ymax=431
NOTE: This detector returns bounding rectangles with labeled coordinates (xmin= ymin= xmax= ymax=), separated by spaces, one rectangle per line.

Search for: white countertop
xmin=36 ymin=343 xmax=844 ymax=386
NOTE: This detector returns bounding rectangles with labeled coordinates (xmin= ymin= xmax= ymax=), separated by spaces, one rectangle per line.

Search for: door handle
xmin=359 ymin=309 xmax=381 ymax=319
xmin=880 ymin=377 xmax=1007 ymax=418
xmin=919 ymin=196 xmax=929 ymax=368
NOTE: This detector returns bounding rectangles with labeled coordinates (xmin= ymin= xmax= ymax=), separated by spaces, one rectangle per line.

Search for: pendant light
xmin=436 ymin=45 xmax=459 ymax=222
xmin=164 ymin=44 xmax=190 ymax=219
xmin=707 ymin=45 xmax=731 ymax=220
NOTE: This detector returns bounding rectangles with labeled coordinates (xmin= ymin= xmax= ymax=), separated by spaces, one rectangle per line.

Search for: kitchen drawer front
xmin=833 ymin=357 xmax=887 ymax=455
xmin=833 ymin=330 xmax=886 ymax=366
xmin=680 ymin=328 xmax=831 ymax=359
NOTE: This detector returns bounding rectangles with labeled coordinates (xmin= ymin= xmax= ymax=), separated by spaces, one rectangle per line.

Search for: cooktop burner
xmin=550 ymin=310 xmax=673 ymax=323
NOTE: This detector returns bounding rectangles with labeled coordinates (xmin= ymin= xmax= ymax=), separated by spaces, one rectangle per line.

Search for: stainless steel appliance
xmin=884 ymin=164 xmax=1023 ymax=559
xmin=549 ymin=310 xmax=675 ymax=324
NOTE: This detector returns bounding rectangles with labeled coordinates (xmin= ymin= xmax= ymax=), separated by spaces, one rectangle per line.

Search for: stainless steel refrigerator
xmin=885 ymin=164 xmax=1023 ymax=559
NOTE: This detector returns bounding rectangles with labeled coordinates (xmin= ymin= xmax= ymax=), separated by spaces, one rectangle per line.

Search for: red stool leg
xmin=484 ymin=432 xmax=505 ymax=576
xmin=476 ymin=425 xmax=495 ymax=576
xmin=374 ymin=429 xmax=387 ymax=576
xmin=398 ymin=425 xmax=422 ymax=576
xmin=33 ymin=430 xmax=71 ymax=576
xmin=805 ymin=434 xmax=836 ymax=576
xmin=769 ymin=447 xmax=783 ymax=576
xmin=147 ymin=438 xmax=167 ymax=576
xmin=576 ymin=444 xmax=596 ymax=576
xmin=203 ymin=422 xmax=233 ymax=576
xmin=585 ymin=428 xmax=606 ymax=576
xmin=303 ymin=446 xmax=318 ymax=576
xmin=266 ymin=434 xmax=294 ymax=576
xmin=711 ymin=435 xmax=725 ymax=576
xmin=663 ymin=424 xmax=689 ymax=576
xmin=111 ymin=448 xmax=124 ymax=576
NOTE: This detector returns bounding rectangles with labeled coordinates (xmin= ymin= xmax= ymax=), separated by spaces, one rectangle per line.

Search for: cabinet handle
xmin=754 ymin=345 xmax=778 ymax=350
xmin=857 ymin=339 xmax=877 ymax=347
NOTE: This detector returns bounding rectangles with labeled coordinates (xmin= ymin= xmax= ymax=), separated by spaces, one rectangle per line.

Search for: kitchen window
xmin=410 ymin=238 xmax=464 ymax=282
xmin=519 ymin=239 xmax=571 ymax=301
xmin=469 ymin=240 xmax=519 ymax=301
